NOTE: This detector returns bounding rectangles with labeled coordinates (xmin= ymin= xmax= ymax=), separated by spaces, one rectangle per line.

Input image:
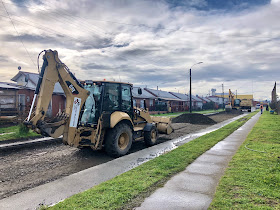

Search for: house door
xmin=19 ymin=94 xmax=26 ymax=111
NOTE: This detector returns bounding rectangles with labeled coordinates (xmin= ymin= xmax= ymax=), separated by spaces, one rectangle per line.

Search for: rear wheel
xmin=105 ymin=123 xmax=132 ymax=157
xmin=144 ymin=126 xmax=158 ymax=146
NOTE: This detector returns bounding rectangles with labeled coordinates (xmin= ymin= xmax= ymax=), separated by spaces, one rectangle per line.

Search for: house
xmin=10 ymin=71 xmax=66 ymax=117
xmin=169 ymin=92 xmax=189 ymax=111
xmin=196 ymin=96 xmax=217 ymax=110
xmin=0 ymin=82 xmax=21 ymax=116
xmin=145 ymin=88 xmax=184 ymax=112
xmin=132 ymin=87 xmax=156 ymax=110
xmin=196 ymin=96 xmax=211 ymax=104
xmin=190 ymin=95 xmax=203 ymax=110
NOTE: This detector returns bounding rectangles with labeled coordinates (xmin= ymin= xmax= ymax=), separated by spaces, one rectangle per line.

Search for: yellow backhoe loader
xmin=225 ymin=89 xmax=252 ymax=113
xmin=24 ymin=50 xmax=173 ymax=157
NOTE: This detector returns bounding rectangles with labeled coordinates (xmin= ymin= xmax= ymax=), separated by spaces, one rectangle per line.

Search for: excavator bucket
xmin=151 ymin=116 xmax=173 ymax=134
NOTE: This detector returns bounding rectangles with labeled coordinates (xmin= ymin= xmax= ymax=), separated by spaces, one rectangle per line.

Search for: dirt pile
xmin=172 ymin=113 xmax=217 ymax=125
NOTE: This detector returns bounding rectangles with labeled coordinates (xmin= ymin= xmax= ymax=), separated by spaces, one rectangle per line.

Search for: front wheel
xmin=105 ymin=123 xmax=132 ymax=157
xmin=144 ymin=126 xmax=158 ymax=146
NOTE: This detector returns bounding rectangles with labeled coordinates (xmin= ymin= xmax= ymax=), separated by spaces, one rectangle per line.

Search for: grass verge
xmin=209 ymin=111 xmax=280 ymax=209
xmin=151 ymin=109 xmax=224 ymax=117
xmin=0 ymin=124 xmax=41 ymax=141
xmin=50 ymin=112 xmax=257 ymax=210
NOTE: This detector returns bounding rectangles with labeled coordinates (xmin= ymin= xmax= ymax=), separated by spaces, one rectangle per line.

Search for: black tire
xmin=144 ymin=126 xmax=158 ymax=146
xmin=105 ymin=123 xmax=132 ymax=157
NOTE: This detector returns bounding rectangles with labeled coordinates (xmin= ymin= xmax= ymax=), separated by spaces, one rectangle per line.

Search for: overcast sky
xmin=0 ymin=0 xmax=279 ymax=100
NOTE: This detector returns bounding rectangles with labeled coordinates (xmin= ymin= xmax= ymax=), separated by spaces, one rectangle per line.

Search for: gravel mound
xmin=172 ymin=113 xmax=217 ymax=125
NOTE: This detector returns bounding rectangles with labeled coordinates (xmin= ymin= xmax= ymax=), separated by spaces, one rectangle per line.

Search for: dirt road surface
xmin=0 ymin=112 xmax=241 ymax=199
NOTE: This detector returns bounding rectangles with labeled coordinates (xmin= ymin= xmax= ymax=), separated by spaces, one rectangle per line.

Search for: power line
xmin=1 ymin=0 xmax=36 ymax=67
xmin=1 ymin=0 xmax=278 ymax=40
xmin=0 ymin=13 xmax=176 ymax=70
xmin=0 ymin=1 xmax=113 ymax=39
xmin=1 ymin=0 xmax=278 ymax=69
xmin=1 ymin=1 xmax=278 ymax=81
xmin=0 ymin=14 xmax=174 ymax=78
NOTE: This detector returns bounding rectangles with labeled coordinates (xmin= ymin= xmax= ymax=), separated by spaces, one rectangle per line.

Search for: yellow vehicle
xmin=239 ymin=98 xmax=252 ymax=112
xmin=24 ymin=50 xmax=173 ymax=157
xmin=226 ymin=89 xmax=252 ymax=112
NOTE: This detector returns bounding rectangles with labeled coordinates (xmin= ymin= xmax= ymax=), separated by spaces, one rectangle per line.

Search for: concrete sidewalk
xmin=137 ymin=112 xmax=261 ymax=210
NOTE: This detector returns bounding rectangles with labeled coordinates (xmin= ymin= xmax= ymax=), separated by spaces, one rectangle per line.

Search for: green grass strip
xmin=0 ymin=125 xmax=40 ymax=141
xmin=50 ymin=112 xmax=257 ymax=210
xmin=209 ymin=111 xmax=280 ymax=209
xmin=0 ymin=125 xmax=18 ymax=134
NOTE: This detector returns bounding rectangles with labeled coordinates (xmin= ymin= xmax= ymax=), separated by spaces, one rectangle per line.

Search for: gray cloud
xmin=0 ymin=0 xmax=279 ymax=100
xmin=81 ymin=62 xmax=113 ymax=70
xmin=0 ymin=55 xmax=8 ymax=62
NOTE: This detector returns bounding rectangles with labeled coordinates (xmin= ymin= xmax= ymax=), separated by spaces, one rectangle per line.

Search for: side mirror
xmin=138 ymin=88 xmax=142 ymax=95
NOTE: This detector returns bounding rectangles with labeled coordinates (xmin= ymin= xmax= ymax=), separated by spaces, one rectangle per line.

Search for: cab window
xmin=80 ymin=84 xmax=102 ymax=124
xmin=103 ymin=83 xmax=120 ymax=111
xmin=121 ymin=84 xmax=132 ymax=112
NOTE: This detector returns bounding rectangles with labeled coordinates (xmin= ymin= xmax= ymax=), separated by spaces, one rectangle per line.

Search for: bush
xmin=18 ymin=123 xmax=29 ymax=134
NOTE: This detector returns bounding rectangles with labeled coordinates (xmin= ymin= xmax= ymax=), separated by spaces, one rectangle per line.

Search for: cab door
xmin=121 ymin=84 xmax=133 ymax=118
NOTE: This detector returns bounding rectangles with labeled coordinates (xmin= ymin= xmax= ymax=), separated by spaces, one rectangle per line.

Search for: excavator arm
xmin=24 ymin=50 xmax=89 ymax=145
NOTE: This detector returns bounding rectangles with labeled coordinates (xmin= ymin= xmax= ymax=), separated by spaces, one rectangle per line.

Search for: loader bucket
xmin=151 ymin=116 xmax=173 ymax=134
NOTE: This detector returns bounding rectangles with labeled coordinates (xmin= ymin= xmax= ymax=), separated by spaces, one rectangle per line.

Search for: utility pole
xmin=189 ymin=62 xmax=203 ymax=113
xmin=222 ymin=83 xmax=224 ymax=110
xmin=190 ymin=68 xmax=192 ymax=113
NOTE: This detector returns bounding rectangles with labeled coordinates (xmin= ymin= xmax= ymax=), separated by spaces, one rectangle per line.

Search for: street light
xmin=189 ymin=62 xmax=203 ymax=113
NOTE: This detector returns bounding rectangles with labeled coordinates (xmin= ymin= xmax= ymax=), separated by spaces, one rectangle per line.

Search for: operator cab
xmin=234 ymin=99 xmax=241 ymax=107
xmin=79 ymin=80 xmax=133 ymax=126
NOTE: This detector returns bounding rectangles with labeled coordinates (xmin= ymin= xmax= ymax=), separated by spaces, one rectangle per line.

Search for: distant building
xmin=0 ymin=82 xmax=21 ymax=116
xmin=145 ymin=88 xmax=184 ymax=112
xmin=190 ymin=95 xmax=203 ymax=110
xmin=169 ymin=92 xmax=189 ymax=111
xmin=215 ymin=92 xmax=229 ymax=98
xmin=132 ymin=87 xmax=156 ymax=110
xmin=8 ymin=71 xmax=66 ymax=117
xmin=196 ymin=96 xmax=211 ymax=104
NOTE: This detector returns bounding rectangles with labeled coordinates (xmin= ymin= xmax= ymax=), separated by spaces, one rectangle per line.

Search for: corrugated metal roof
xmin=169 ymin=92 xmax=189 ymax=101
xmin=201 ymin=97 xmax=211 ymax=102
xmin=206 ymin=97 xmax=216 ymax=102
xmin=191 ymin=95 xmax=203 ymax=102
xmin=0 ymin=82 xmax=20 ymax=89
xmin=184 ymin=94 xmax=203 ymax=102
xmin=132 ymin=87 xmax=156 ymax=99
xmin=11 ymin=71 xmax=64 ymax=94
xmin=195 ymin=96 xmax=211 ymax=103
xmin=145 ymin=88 xmax=182 ymax=101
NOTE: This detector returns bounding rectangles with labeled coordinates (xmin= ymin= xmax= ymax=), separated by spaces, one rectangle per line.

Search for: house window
xmin=140 ymin=100 xmax=144 ymax=108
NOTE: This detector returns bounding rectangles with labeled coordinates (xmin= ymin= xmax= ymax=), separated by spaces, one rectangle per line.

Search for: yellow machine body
xmin=24 ymin=50 xmax=173 ymax=157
